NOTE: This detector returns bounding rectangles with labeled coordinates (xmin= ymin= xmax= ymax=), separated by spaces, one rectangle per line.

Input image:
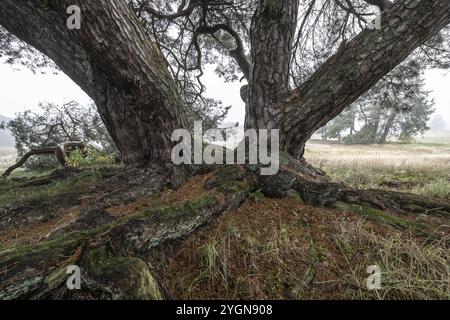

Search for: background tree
xmin=318 ymin=60 xmax=435 ymax=144
xmin=0 ymin=115 xmax=14 ymax=148
xmin=1 ymin=101 xmax=116 ymax=169
xmin=317 ymin=106 xmax=358 ymax=142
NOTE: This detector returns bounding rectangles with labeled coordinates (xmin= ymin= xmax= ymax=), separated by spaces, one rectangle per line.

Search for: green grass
xmin=325 ymin=165 xmax=450 ymax=199
xmin=412 ymin=179 xmax=450 ymax=200
xmin=0 ymin=168 xmax=109 ymax=207
xmin=334 ymin=219 xmax=450 ymax=300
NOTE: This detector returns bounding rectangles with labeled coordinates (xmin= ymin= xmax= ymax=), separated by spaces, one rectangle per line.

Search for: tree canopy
xmin=0 ymin=0 xmax=449 ymax=168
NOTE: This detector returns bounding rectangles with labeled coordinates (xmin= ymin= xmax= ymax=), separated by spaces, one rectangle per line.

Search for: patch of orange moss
xmin=0 ymin=208 xmax=80 ymax=246
xmin=107 ymin=171 xmax=221 ymax=217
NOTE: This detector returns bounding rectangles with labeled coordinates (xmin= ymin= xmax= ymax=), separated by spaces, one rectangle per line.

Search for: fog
xmin=0 ymin=63 xmax=448 ymax=130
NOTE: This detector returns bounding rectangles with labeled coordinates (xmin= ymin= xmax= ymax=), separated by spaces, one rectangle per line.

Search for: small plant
xmin=190 ymin=240 xmax=229 ymax=292
xmin=67 ymin=147 xmax=115 ymax=168
xmin=249 ymin=189 xmax=263 ymax=203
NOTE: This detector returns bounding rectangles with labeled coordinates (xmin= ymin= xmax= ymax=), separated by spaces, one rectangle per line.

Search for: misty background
xmin=0 ymin=63 xmax=449 ymax=148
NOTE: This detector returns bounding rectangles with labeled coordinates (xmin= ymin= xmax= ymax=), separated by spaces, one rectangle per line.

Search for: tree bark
xmin=247 ymin=0 xmax=450 ymax=159
xmin=0 ymin=0 xmax=187 ymax=170
xmin=245 ymin=0 xmax=299 ymax=130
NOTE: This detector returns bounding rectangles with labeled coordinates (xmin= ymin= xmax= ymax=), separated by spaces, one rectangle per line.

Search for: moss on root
xmin=83 ymin=246 xmax=164 ymax=300
xmin=0 ymin=193 xmax=223 ymax=299
xmin=137 ymin=195 xmax=219 ymax=222
xmin=332 ymin=201 xmax=443 ymax=242
xmin=205 ymin=166 xmax=248 ymax=193
xmin=0 ymin=230 xmax=94 ymax=299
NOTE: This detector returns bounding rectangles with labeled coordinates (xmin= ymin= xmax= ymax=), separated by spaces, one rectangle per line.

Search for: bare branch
xmin=195 ymin=24 xmax=250 ymax=79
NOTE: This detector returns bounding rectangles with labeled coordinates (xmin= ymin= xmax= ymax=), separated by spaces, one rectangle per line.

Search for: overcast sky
xmin=0 ymin=63 xmax=448 ymax=129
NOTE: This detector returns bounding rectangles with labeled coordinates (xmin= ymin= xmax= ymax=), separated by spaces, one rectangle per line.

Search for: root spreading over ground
xmin=0 ymin=161 xmax=448 ymax=300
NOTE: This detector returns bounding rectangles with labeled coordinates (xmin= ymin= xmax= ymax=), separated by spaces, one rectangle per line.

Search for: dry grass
xmin=335 ymin=219 xmax=450 ymax=300
xmin=151 ymin=196 xmax=449 ymax=300
xmin=107 ymin=171 xmax=218 ymax=217
xmin=306 ymin=140 xmax=450 ymax=200
xmin=0 ymin=207 xmax=80 ymax=247
xmin=306 ymin=140 xmax=450 ymax=169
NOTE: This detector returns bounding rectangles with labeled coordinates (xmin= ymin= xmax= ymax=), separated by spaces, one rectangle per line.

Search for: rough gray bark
xmin=281 ymin=0 xmax=450 ymax=158
xmin=245 ymin=0 xmax=299 ymax=130
xmin=245 ymin=0 xmax=450 ymax=159
xmin=0 ymin=0 xmax=187 ymax=172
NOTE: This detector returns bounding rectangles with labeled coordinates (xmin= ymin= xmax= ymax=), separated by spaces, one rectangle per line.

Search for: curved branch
xmin=2 ymin=142 xmax=87 ymax=177
xmin=195 ymin=24 xmax=250 ymax=80
xmin=140 ymin=0 xmax=201 ymax=20
xmin=362 ymin=0 xmax=392 ymax=11
xmin=282 ymin=0 xmax=450 ymax=158
xmin=2 ymin=147 xmax=64 ymax=177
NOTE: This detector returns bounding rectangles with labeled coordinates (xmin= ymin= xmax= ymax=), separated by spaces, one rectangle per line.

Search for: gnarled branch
xmin=282 ymin=0 xmax=450 ymax=158
xmin=2 ymin=142 xmax=86 ymax=177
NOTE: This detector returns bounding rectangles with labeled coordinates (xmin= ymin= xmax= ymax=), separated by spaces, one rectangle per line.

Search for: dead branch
xmin=2 ymin=142 xmax=86 ymax=177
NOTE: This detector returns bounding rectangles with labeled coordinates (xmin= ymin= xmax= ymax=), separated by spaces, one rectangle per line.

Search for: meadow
xmin=2 ymin=136 xmax=449 ymax=200
xmin=306 ymin=137 xmax=450 ymax=200
xmin=0 ymin=149 xmax=15 ymax=172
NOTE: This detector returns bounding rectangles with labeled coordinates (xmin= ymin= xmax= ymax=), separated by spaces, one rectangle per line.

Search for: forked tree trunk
xmin=1 ymin=0 xmax=450 ymax=301
xmin=0 ymin=0 xmax=187 ymax=171
xmin=247 ymin=0 xmax=450 ymax=160
xmin=1 ymin=0 xmax=450 ymax=171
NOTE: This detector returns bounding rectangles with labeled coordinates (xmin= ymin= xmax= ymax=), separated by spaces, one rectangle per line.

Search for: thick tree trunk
xmin=247 ymin=0 xmax=450 ymax=159
xmin=245 ymin=0 xmax=299 ymax=131
xmin=0 ymin=0 xmax=187 ymax=171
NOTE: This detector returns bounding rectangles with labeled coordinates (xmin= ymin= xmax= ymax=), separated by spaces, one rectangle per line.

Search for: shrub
xmin=67 ymin=148 xmax=116 ymax=168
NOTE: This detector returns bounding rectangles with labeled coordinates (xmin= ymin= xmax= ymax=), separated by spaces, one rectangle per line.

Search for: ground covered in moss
xmin=0 ymin=166 xmax=448 ymax=300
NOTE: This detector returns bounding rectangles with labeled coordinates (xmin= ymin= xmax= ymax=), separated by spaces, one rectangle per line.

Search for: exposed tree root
xmin=254 ymin=152 xmax=450 ymax=219
xmin=0 ymin=159 xmax=448 ymax=299
xmin=0 ymin=166 xmax=251 ymax=299
xmin=295 ymin=182 xmax=450 ymax=219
